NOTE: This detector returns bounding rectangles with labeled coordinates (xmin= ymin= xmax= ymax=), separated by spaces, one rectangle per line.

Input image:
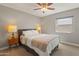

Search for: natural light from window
xmin=56 ymin=16 xmax=73 ymax=33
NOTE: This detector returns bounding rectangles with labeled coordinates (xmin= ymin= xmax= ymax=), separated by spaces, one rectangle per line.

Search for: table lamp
xmin=7 ymin=24 xmax=17 ymax=38
xmin=35 ymin=24 xmax=41 ymax=33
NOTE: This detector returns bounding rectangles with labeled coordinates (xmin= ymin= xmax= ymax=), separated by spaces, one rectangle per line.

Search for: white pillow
xmin=23 ymin=30 xmax=39 ymax=37
xmin=31 ymin=30 xmax=39 ymax=34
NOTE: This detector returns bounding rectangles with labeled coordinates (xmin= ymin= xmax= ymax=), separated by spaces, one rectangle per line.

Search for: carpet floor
xmin=0 ymin=43 xmax=79 ymax=56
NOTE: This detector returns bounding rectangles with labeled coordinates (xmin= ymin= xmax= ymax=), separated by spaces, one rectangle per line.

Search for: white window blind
xmin=56 ymin=16 xmax=73 ymax=33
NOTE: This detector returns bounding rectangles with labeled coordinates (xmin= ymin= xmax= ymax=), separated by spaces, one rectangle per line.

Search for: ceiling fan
xmin=34 ymin=3 xmax=55 ymax=13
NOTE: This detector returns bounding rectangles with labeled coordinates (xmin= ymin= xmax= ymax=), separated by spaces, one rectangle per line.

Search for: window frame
xmin=56 ymin=16 xmax=73 ymax=33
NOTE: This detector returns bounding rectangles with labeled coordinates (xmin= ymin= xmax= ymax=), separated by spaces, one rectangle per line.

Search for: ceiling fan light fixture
xmin=41 ymin=7 xmax=48 ymax=11
xmin=34 ymin=3 xmax=55 ymax=13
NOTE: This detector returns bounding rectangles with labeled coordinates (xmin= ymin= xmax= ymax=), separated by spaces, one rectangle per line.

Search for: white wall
xmin=0 ymin=5 xmax=40 ymax=48
xmin=41 ymin=8 xmax=79 ymax=44
xmin=40 ymin=17 xmax=55 ymax=34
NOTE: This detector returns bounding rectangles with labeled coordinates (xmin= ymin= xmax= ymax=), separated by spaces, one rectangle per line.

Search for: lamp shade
xmin=35 ymin=24 xmax=41 ymax=33
xmin=7 ymin=24 xmax=17 ymax=32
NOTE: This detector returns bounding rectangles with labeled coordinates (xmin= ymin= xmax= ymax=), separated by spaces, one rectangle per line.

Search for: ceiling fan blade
xmin=37 ymin=3 xmax=41 ymax=6
xmin=34 ymin=8 xmax=41 ymax=10
xmin=48 ymin=3 xmax=53 ymax=6
xmin=47 ymin=8 xmax=55 ymax=10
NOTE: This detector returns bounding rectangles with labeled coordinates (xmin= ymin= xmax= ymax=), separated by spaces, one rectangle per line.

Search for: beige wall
xmin=41 ymin=8 xmax=79 ymax=44
xmin=0 ymin=5 xmax=40 ymax=48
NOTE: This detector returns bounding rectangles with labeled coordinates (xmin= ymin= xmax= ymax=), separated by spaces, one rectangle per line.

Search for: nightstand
xmin=8 ymin=33 xmax=19 ymax=48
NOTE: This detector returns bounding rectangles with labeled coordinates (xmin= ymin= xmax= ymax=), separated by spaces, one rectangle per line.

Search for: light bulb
xmin=41 ymin=7 xmax=47 ymax=11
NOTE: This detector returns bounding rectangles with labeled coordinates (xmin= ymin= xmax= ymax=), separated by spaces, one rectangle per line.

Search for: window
xmin=56 ymin=16 xmax=73 ymax=33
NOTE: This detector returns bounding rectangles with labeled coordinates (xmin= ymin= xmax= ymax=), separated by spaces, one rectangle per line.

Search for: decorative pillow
xmin=20 ymin=34 xmax=26 ymax=44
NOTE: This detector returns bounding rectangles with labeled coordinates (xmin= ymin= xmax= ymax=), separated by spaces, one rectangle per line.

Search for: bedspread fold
xmin=31 ymin=38 xmax=49 ymax=52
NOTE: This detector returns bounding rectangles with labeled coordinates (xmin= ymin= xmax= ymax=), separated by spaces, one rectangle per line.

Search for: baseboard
xmin=60 ymin=41 xmax=79 ymax=47
xmin=0 ymin=46 xmax=9 ymax=50
xmin=0 ymin=45 xmax=18 ymax=50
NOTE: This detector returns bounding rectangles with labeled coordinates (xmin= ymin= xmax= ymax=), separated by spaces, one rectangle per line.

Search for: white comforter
xmin=21 ymin=34 xmax=59 ymax=56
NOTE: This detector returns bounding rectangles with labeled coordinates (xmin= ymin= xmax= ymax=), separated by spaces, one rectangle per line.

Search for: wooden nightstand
xmin=8 ymin=33 xmax=19 ymax=48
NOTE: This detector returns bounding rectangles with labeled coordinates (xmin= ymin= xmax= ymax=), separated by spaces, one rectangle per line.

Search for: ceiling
xmin=1 ymin=3 xmax=79 ymax=17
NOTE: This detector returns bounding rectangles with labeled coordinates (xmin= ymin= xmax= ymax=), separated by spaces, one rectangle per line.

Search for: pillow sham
xmin=23 ymin=30 xmax=39 ymax=37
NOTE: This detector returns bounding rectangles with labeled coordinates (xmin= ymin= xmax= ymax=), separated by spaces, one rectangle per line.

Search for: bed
xmin=18 ymin=29 xmax=59 ymax=56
